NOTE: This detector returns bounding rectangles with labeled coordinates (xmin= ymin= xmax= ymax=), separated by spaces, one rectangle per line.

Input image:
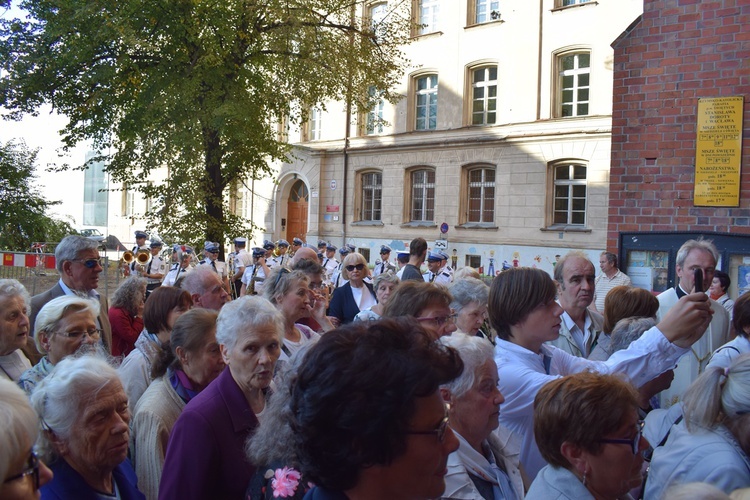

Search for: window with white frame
xmin=561 ymin=0 xmax=591 ymax=5
xmin=471 ymin=66 xmax=498 ymax=125
xmin=366 ymin=86 xmax=384 ymax=135
xmin=415 ymin=74 xmax=438 ymax=130
xmin=552 ymin=163 xmax=587 ymax=226
xmin=474 ymin=0 xmax=500 ymax=24
xmin=361 ymin=172 xmax=382 ymax=221
xmin=558 ymin=52 xmax=590 ymax=117
xmin=309 ymin=107 xmax=322 ymax=141
xmin=411 ymin=169 xmax=435 ymax=221
xmin=125 ymin=188 xmax=135 ymax=217
xmin=467 ymin=167 xmax=495 ymax=223
xmin=417 ymin=0 xmax=439 ymax=35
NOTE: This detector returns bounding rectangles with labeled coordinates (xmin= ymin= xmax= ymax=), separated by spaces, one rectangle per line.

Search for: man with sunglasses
xmin=30 ymin=234 xmax=113 ymax=355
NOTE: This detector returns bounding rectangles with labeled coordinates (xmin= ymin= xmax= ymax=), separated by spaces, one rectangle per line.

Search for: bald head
xmin=291 ymin=246 xmax=318 ymax=266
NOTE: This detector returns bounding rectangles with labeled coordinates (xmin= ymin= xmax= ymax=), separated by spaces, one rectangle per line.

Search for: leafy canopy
xmin=0 ymin=0 xmax=411 ymax=248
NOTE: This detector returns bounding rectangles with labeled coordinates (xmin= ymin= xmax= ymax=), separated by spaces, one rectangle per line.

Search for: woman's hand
xmin=658 ymin=292 xmax=714 ymax=348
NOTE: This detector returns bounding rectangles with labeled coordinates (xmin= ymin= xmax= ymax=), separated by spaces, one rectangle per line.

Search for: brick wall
xmin=608 ymin=0 xmax=750 ymax=250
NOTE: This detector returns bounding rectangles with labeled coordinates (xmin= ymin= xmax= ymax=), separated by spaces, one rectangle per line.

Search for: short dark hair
xmin=733 ymin=292 xmax=750 ymax=339
xmin=397 ymin=253 xmax=409 ymax=265
xmin=534 ymin=372 xmax=638 ymax=469
xmin=290 ymin=318 xmax=463 ymax=491
xmin=714 ymin=270 xmax=730 ymax=293
xmin=602 ymin=251 xmax=618 ymax=268
xmin=382 ymin=281 xmax=452 ymax=319
xmin=409 ymin=237 xmax=427 ymax=257
xmin=143 ymin=286 xmax=193 ymax=334
xmin=488 ymin=267 xmax=557 ymax=341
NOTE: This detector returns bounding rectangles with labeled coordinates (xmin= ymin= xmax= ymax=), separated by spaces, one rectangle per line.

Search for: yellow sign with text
xmin=694 ymin=96 xmax=743 ymax=206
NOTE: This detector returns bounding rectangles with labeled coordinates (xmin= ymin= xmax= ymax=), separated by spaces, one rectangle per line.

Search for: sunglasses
xmin=71 ymin=258 xmax=104 ymax=269
xmin=406 ymin=416 xmax=451 ymax=443
xmin=599 ymin=419 xmax=645 ymax=455
xmin=4 ymin=451 xmax=40 ymax=490
xmin=345 ymin=263 xmax=366 ymax=272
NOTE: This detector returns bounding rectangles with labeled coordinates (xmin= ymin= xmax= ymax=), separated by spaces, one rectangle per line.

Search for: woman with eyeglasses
xmin=118 ymin=286 xmax=193 ymax=409
xmin=31 ymin=354 xmax=145 ymax=499
xmin=0 ymin=378 xmax=53 ymax=499
xmin=0 ymin=279 xmax=33 ymax=382
xmin=383 ymin=280 xmax=458 ymax=340
xmin=264 ymin=268 xmax=323 ymax=363
xmin=644 ymin=353 xmax=750 ymax=498
xmin=354 ymin=271 xmax=399 ymax=322
xmin=527 ymin=372 xmax=649 ymax=500
xmin=290 ymin=318 xmax=463 ymax=499
xmin=439 ymin=333 xmax=528 ymax=499
xmin=18 ymin=295 xmax=101 ymax=395
xmin=327 ymin=252 xmax=377 ymax=325
xmin=108 ymin=277 xmax=147 ymax=357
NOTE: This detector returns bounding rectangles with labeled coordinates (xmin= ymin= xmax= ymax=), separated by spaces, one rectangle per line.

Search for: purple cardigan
xmin=159 ymin=367 xmax=259 ymax=499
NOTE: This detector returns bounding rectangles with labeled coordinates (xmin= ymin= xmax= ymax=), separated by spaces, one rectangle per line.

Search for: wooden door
xmin=287 ymin=180 xmax=309 ymax=242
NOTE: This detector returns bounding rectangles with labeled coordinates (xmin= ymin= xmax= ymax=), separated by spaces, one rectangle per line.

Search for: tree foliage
xmin=0 ymin=0 xmax=412 ymax=247
xmin=0 ymin=139 xmax=77 ymax=250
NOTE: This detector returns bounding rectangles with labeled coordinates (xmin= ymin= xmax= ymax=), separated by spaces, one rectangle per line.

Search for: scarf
xmin=454 ymin=432 xmax=518 ymax=500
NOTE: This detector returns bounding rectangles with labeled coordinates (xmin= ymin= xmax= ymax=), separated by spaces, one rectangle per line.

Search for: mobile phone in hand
xmin=694 ymin=268 xmax=703 ymax=292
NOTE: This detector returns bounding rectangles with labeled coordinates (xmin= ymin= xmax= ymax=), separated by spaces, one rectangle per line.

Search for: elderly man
xmin=181 ymin=266 xmax=230 ymax=311
xmin=199 ymin=241 xmax=230 ymax=293
xmin=547 ymin=251 xmax=604 ymax=358
xmin=591 ymin=251 xmax=632 ymax=313
xmin=30 ymin=235 xmax=112 ymax=355
xmin=290 ymin=244 xmax=319 ymax=266
xmin=372 ymin=245 xmax=397 ymax=277
xmin=423 ymin=250 xmax=453 ymax=286
xmin=656 ymin=238 xmax=730 ymax=408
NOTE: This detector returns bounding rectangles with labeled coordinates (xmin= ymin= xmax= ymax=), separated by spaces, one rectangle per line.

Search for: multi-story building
xmin=258 ymin=0 xmax=643 ymax=272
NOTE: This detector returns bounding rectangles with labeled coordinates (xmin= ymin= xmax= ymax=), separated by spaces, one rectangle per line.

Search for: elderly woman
xmin=0 ymin=379 xmax=53 ymax=499
xmin=450 ymin=277 xmax=490 ymax=339
xmin=131 ymin=308 xmax=223 ymax=500
xmin=527 ymin=372 xmax=648 ymax=499
xmin=18 ymin=295 xmax=100 ymax=394
xmin=354 ymin=271 xmax=399 ymax=322
xmin=490 ymin=267 xmax=713 ymax=479
xmin=31 ymin=355 xmax=144 ymax=499
xmin=439 ymin=333 xmax=528 ymax=499
xmin=264 ymin=268 xmax=325 ymax=363
xmin=645 ymin=353 xmax=750 ymax=498
xmin=118 ymin=286 xmax=192 ymax=409
xmin=160 ymin=296 xmax=284 ymax=499
xmin=108 ymin=277 xmax=147 ymax=357
xmin=708 ymin=292 xmax=750 ymax=370
xmin=709 ymin=270 xmax=735 ymax=319
xmin=588 ymin=285 xmax=660 ymax=361
xmin=0 ymin=279 xmax=32 ymax=382
xmin=327 ymin=252 xmax=377 ymax=324
xmin=383 ymin=280 xmax=457 ymax=339
xmin=290 ymin=318 xmax=463 ymax=499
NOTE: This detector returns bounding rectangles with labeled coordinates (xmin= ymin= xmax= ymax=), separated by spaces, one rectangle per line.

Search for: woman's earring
xmin=582 ymin=469 xmax=588 ymax=487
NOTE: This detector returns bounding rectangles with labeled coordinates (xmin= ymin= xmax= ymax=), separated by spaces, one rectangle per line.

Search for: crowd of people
xmin=2 ymin=233 xmax=750 ymax=500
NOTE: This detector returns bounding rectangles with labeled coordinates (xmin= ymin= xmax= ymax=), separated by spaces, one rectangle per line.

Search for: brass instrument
xmin=121 ymin=250 xmax=135 ymax=277
xmin=135 ymin=249 xmax=151 ymax=276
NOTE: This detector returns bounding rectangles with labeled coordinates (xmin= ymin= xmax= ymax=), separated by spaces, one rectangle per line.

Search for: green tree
xmin=0 ymin=0 xmax=411 ymax=249
xmin=0 ymin=140 xmax=77 ymax=250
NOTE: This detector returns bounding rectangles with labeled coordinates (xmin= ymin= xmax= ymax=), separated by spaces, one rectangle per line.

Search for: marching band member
xmin=272 ymin=239 xmax=291 ymax=269
xmin=331 ymin=246 xmax=355 ymax=289
xmin=230 ymin=237 xmax=252 ymax=298
xmin=199 ymin=241 xmax=230 ymax=293
xmin=290 ymin=237 xmax=304 ymax=257
xmin=240 ymin=247 xmax=270 ymax=296
xmin=423 ymin=250 xmax=453 ymax=286
xmin=395 ymin=250 xmax=410 ymax=279
xmin=143 ymin=241 xmax=167 ymax=296
xmin=163 ymin=246 xmax=194 ymax=287
xmin=262 ymin=240 xmax=276 ymax=267
xmin=372 ymin=245 xmax=397 ymax=277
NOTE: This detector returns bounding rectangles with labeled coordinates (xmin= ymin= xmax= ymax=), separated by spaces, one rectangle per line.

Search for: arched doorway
xmin=286 ymin=179 xmax=308 ymax=243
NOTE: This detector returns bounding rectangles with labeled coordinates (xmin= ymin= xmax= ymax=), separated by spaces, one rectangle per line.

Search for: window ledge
xmin=456 ymin=223 xmax=499 ymax=230
xmin=551 ymin=1 xmax=598 ymax=13
xmin=352 ymin=220 xmax=384 ymax=227
xmin=540 ymin=225 xmax=592 ymax=233
xmin=411 ymin=30 xmax=444 ymax=41
xmin=465 ymin=19 xmax=504 ymax=30
xmin=401 ymin=221 xmax=437 ymax=228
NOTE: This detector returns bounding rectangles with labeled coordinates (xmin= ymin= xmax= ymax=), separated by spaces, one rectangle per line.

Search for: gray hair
xmin=438 ymin=333 xmax=494 ymax=399
xmin=181 ymin=265 xmax=220 ymax=296
xmin=682 ymin=353 xmax=750 ymax=431
xmin=664 ymin=483 xmax=730 ymax=500
xmin=610 ymin=317 xmax=657 ymax=353
xmin=373 ymin=271 xmax=399 ymax=290
xmin=0 ymin=279 xmax=30 ymax=315
xmin=553 ymin=250 xmax=593 ymax=283
xmin=263 ymin=269 xmax=309 ymax=304
xmin=34 ymin=295 xmax=100 ymax=354
xmin=449 ymin=277 xmax=489 ymax=313
xmin=215 ymin=296 xmax=284 ymax=351
xmin=110 ymin=276 xmax=147 ymax=316
xmin=675 ymin=238 xmax=719 ymax=268
xmin=30 ymin=354 xmax=122 ymax=462
xmin=0 ymin=378 xmax=38 ymax=481
xmin=55 ymin=235 xmax=100 ymax=273
xmin=453 ymin=267 xmax=480 ymax=280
